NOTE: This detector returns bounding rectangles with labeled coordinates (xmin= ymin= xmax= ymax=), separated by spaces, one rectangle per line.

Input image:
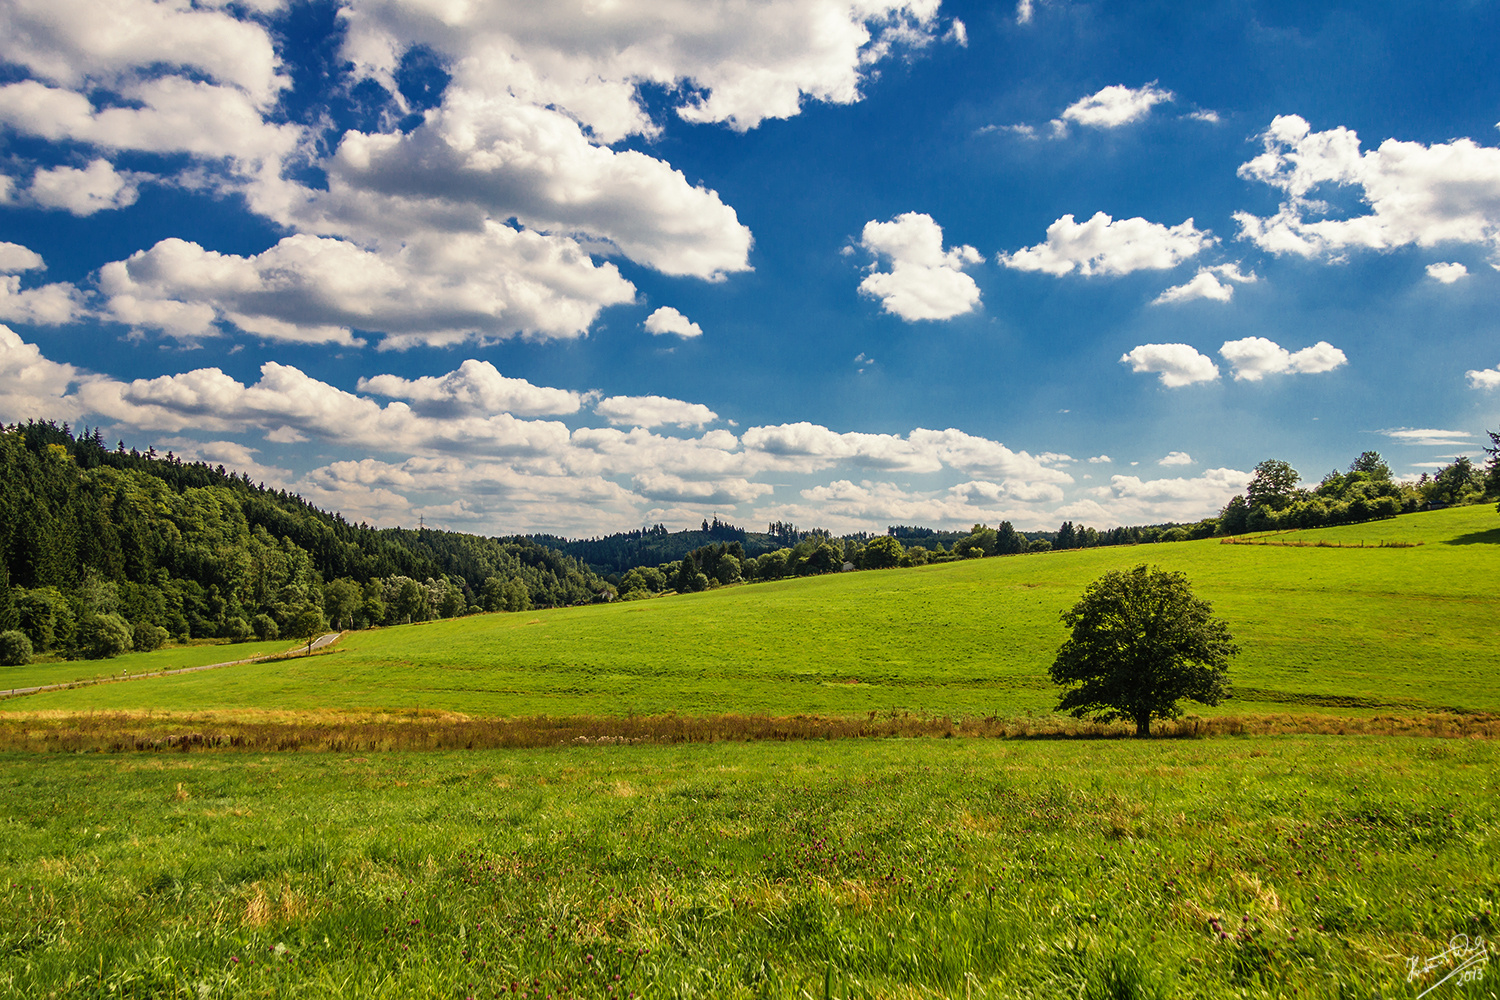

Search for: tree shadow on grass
xmin=1442 ymin=527 xmax=1500 ymax=545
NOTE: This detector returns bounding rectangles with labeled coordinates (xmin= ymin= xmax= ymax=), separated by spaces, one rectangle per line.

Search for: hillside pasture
xmin=6 ymin=505 xmax=1496 ymax=722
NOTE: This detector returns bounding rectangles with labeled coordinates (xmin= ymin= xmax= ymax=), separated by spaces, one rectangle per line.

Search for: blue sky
xmin=1 ymin=0 xmax=1497 ymax=536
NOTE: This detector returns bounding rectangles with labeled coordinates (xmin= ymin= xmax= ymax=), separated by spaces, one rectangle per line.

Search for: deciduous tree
xmin=1049 ymin=565 xmax=1236 ymax=737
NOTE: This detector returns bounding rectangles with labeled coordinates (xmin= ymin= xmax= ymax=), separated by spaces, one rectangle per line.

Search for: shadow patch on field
xmin=1442 ymin=526 xmax=1500 ymax=546
xmin=1233 ymin=686 xmax=1437 ymax=711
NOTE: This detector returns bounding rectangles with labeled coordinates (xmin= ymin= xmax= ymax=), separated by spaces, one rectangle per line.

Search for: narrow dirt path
xmin=0 ymin=633 xmax=342 ymax=700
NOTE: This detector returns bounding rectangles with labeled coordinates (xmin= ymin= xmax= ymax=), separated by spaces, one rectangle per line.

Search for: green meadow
xmin=1 ymin=737 xmax=1496 ymax=999
xmin=2 ymin=506 xmax=1497 ymax=997
xmin=9 ymin=505 xmax=1497 ymax=721
xmin=0 ymin=639 xmax=300 ymax=695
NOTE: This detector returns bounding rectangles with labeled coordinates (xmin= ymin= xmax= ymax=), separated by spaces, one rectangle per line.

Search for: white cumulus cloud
xmin=1468 ymin=365 xmax=1500 ymax=389
xmin=0 ymin=242 xmax=45 ymax=273
xmin=1119 ymin=343 xmax=1220 ymax=387
xmin=99 ymin=228 xmax=635 ymax=349
xmin=1001 ymin=211 xmax=1213 ymax=277
xmin=858 ymin=212 xmax=982 ymax=321
xmin=357 ymin=360 xmax=583 ymax=417
xmin=1218 ymin=337 xmax=1347 ymax=381
xmin=27 ymin=158 xmax=140 ymax=215
xmin=1426 ymin=262 xmax=1469 ymax=283
xmin=1060 ymin=83 xmax=1174 ymax=129
xmin=595 ymin=395 xmax=718 ymax=429
xmin=0 ymin=323 xmax=87 ymax=422
xmin=1236 ymin=115 xmax=1500 ymax=261
xmin=1153 ymin=263 xmax=1256 ymax=304
xmin=1158 ymin=451 xmax=1192 ymax=466
xmin=644 ymin=306 xmax=703 ymax=339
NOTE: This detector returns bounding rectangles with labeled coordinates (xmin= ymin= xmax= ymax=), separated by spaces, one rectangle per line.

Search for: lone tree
xmin=288 ymin=606 xmax=327 ymax=655
xmin=1049 ymin=565 xmax=1236 ymax=737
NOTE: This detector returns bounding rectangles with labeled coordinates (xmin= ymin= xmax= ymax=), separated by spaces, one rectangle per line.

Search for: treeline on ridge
xmin=0 ymin=422 xmax=612 ymax=664
xmin=584 ymin=443 xmax=1500 ymax=602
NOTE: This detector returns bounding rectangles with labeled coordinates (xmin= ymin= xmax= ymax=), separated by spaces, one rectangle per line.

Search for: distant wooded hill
xmin=0 ymin=422 xmax=611 ymax=661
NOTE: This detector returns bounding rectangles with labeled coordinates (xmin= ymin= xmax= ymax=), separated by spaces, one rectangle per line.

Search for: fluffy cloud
xmin=0 ymin=323 xmax=86 ymax=422
xmin=739 ymin=422 xmax=1074 ymax=485
xmin=341 ymin=0 xmax=946 ymax=140
xmin=1218 ymin=337 xmax=1346 ymax=381
xmin=1427 ymin=262 xmax=1469 ymax=284
xmin=1060 ymin=83 xmax=1173 ymax=129
xmin=298 ymin=455 xmax=646 ymax=536
xmin=1158 ymin=451 xmax=1192 ymax=466
xmin=0 ymin=241 xmax=87 ymax=325
xmin=27 ymin=158 xmax=140 ymax=215
xmin=594 ymin=395 xmax=718 ymax=429
xmin=1064 ymin=467 xmax=1250 ymax=525
xmin=357 ymin=360 xmax=583 ymax=417
xmin=742 ymin=421 xmax=942 ymax=473
xmin=858 ymin=212 xmax=983 ymax=321
xmin=0 ymin=78 xmax=303 ymax=208
xmin=1001 ymin=211 xmax=1212 ymax=277
xmin=0 ymin=0 xmax=286 ymax=104
xmin=99 ymin=229 xmax=635 ymax=348
xmin=1236 ymin=115 xmax=1500 ymax=260
xmin=1153 ymin=263 xmax=1257 ymax=304
xmin=631 ymin=472 xmax=771 ymax=505
xmin=316 ymin=96 xmax=752 ymax=279
xmin=644 ymin=307 xmax=703 ymax=339
xmin=76 ymin=361 xmax=574 ymax=461
xmin=0 ymin=276 xmax=89 ymax=326
xmin=1119 ymin=343 xmax=1220 ymax=387
xmin=1468 ymin=365 xmax=1500 ymax=389
xmin=0 ymin=242 xmax=45 ymax=273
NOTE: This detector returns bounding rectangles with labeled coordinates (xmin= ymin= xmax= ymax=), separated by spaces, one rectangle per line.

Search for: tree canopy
xmin=1049 ymin=565 xmax=1236 ymax=737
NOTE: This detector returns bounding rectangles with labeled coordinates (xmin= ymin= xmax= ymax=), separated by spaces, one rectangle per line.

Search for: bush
xmin=132 ymin=621 xmax=168 ymax=652
xmin=77 ymin=613 xmax=134 ymax=660
xmin=0 ymin=630 xmax=33 ymax=666
xmin=252 ymin=614 xmax=279 ymax=641
xmin=224 ymin=616 xmax=252 ymax=642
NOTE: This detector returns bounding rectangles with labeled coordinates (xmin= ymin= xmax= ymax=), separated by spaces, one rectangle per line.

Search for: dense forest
xmin=0 ymin=422 xmax=611 ymax=663
xmin=3 ymin=419 xmax=1495 ymax=664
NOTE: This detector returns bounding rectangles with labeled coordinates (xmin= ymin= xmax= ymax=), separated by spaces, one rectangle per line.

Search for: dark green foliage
xmin=252 ymin=613 xmax=279 ymax=642
xmin=1245 ymin=459 xmax=1302 ymax=511
xmin=16 ymin=587 xmax=74 ymax=652
xmin=1221 ymin=453 xmax=1427 ymax=536
xmin=0 ymin=422 xmax=610 ymax=652
xmin=288 ymin=606 xmax=326 ymax=651
xmin=1050 ymin=565 xmax=1236 ymax=737
xmin=224 ymin=616 xmax=253 ymax=642
xmin=0 ymin=629 xmax=32 ymax=666
xmin=132 ymin=621 xmax=168 ymax=652
xmin=1424 ymin=456 xmax=1484 ymax=507
xmin=76 ymin=612 xmax=134 ymax=660
xmin=860 ymin=535 xmax=904 ymax=569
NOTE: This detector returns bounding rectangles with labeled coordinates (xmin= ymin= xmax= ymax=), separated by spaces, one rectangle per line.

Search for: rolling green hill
xmin=7 ymin=505 xmax=1497 ymax=719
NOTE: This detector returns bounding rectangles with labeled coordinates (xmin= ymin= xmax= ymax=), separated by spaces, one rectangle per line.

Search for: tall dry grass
xmin=0 ymin=707 xmax=1494 ymax=754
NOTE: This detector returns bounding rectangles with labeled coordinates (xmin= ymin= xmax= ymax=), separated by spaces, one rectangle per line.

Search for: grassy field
xmin=0 ymin=737 xmax=1495 ymax=999
xmin=0 ymin=638 xmax=305 ymax=695
xmin=8 ymin=505 xmax=1497 ymax=721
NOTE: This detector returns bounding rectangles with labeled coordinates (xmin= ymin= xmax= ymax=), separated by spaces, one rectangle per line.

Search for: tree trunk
xmin=1135 ymin=715 xmax=1151 ymax=738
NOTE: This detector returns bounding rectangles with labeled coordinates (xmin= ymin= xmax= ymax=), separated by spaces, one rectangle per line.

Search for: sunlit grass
xmin=0 ymin=638 xmax=299 ymax=693
xmin=0 ymin=737 xmax=1494 ymax=998
xmin=13 ymin=505 xmax=1498 ymax=721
